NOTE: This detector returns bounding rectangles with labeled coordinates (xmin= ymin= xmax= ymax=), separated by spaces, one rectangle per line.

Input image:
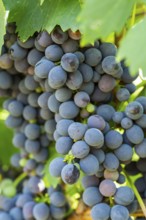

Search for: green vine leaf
xmin=78 ymin=0 xmax=137 ymax=45
xmin=118 ymin=17 xmax=146 ymax=76
xmin=7 ymin=0 xmax=42 ymax=41
xmin=5 ymin=0 xmax=81 ymax=41
xmin=41 ymin=0 xmax=81 ymax=33
xmin=0 ymin=0 xmax=6 ymax=49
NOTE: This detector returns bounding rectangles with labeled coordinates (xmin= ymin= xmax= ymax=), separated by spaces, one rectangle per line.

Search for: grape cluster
xmin=0 ymin=22 xmax=146 ymax=220
xmin=0 ymin=178 xmax=69 ymax=220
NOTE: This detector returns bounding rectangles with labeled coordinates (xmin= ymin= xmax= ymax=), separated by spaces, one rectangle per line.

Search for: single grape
xmin=83 ymin=186 xmax=103 ymax=207
xmin=50 ymin=191 xmax=66 ymax=207
xmin=55 ymin=87 xmax=72 ymax=102
xmin=22 ymin=201 xmax=36 ymax=220
xmin=61 ymin=164 xmax=80 ymax=184
xmin=71 ymin=140 xmax=90 ymax=159
xmin=35 ymin=59 xmax=55 ymax=79
xmin=24 ymin=124 xmax=40 ymax=140
xmin=62 ymin=38 xmax=79 ymax=53
xmin=91 ymin=203 xmax=111 ymax=220
xmin=79 ymin=154 xmax=99 ymax=175
xmin=114 ymin=144 xmax=133 ymax=162
xmin=59 ymin=101 xmax=79 ymax=119
xmin=84 ymin=128 xmax=104 ymax=148
xmin=126 ymin=125 xmax=144 ymax=144
xmin=98 ymin=74 xmax=116 ymax=93
xmin=99 ymin=42 xmax=117 ymax=57
xmin=55 ymin=136 xmax=73 ymax=154
xmin=56 ymin=119 xmax=73 ymax=136
xmin=116 ymin=88 xmax=130 ymax=101
xmin=79 ymin=63 xmax=94 ymax=82
xmin=105 ymin=130 xmax=123 ymax=149
xmin=0 ymin=70 xmax=13 ymax=89
xmin=84 ymin=48 xmax=102 ymax=66
xmin=125 ymin=101 xmax=143 ymax=120
xmin=48 ymin=93 xmax=61 ymax=113
xmin=135 ymin=139 xmax=146 ymax=158
xmin=49 ymin=157 xmax=66 ymax=177
xmin=74 ymin=91 xmax=90 ymax=108
xmin=51 ymin=26 xmax=68 ymax=44
xmin=114 ymin=186 xmax=134 ymax=206
xmin=33 ymin=202 xmax=50 ymax=220
xmin=66 ymin=70 xmax=83 ymax=90
xmin=99 ymin=179 xmax=116 ymax=197
xmin=121 ymin=117 xmax=133 ymax=129
xmin=68 ymin=122 xmax=88 ymax=140
xmin=103 ymin=153 xmax=119 ymax=171
xmin=96 ymin=104 xmax=115 ymax=122
xmin=48 ymin=66 xmax=67 ymax=89
xmin=110 ymin=205 xmax=129 ymax=220
xmin=61 ymin=53 xmax=79 ymax=72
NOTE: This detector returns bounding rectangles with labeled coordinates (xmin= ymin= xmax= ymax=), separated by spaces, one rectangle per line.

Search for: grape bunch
xmin=0 ymin=22 xmax=146 ymax=220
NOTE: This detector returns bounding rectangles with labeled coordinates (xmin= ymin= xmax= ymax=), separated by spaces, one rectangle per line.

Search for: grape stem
xmin=123 ymin=169 xmax=146 ymax=217
xmin=130 ymin=3 xmax=136 ymax=28
xmin=14 ymin=172 xmax=27 ymax=187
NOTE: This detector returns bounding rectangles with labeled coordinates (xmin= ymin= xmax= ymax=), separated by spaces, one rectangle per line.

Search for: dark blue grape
xmin=51 ymin=26 xmax=68 ymax=44
xmin=66 ymin=70 xmax=83 ymax=90
xmin=125 ymin=101 xmax=143 ymax=120
xmin=91 ymin=203 xmax=110 ymax=220
xmin=59 ymin=101 xmax=79 ymax=119
xmin=71 ymin=140 xmax=90 ymax=159
xmin=68 ymin=122 xmax=87 ymax=140
xmin=105 ymin=130 xmax=123 ymax=149
xmin=110 ymin=205 xmax=129 ymax=220
xmin=126 ymin=125 xmax=144 ymax=144
xmin=98 ymin=74 xmax=116 ymax=92
xmin=48 ymin=65 xmax=67 ymax=89
xmin=114 ymin=186 xmax=134 ymax=206
xmin=55 ymin=136 xmax=73 ymax=154
xmin=35 ymin=59 xmax=55 ymax=79
xmin=49 ymin=157 xmax=66 ymax=177
xmin=27 ymin=48 xmax=43 ymax=66
xmin=74 ymin=91 xmax=90 ymax=108
xmin=85 ymin=48 xmax=102 ymax=66
xmin=62 ymin=38 xmax=79 ymax=53
xmin=33 ymin=202 xmax=50 ymax=220
xmin=45 ymin=44 xmax=63 ymax=61
xmin=84 ymin=128 xmax=104 ymax=148
xmin=50 ymin=191 xmax=66 ymax=207
xmin=87 ymin=115 xmax=106 ymax=131
xmin=103 ymin=153 xmax=119 ymax=171
xmin=100 ymin=42 xmax=117 ymax=57
xmin=79 ymin=63 xmax=93 ymax=82
xmin=24 ymin=124 xmax=40 ymax=140
xmin=55 ymin=87 xmax=72 ymax=102
xmin=61 ymin=164 xmax=80 ymax=184
xmin=8 ymin=100 xmax=23 ymax=117
xmin=135 ymin=139 xmax=146 ymax=158
xmin=48 ymin=93 xmax=61 ymax=113
xmin=22 ymin=201 xmax=36 ymax=220
xmin=83 ymin=186 xmax=103 ymax=207
xmin=96 ymin=104 xmax=115 ymax=121
xmin=9 ymin=42 xmax=27 ymax=60
xmin=61 ymin=53 xmax=79 ymax=72
xmin=79 ymin=154 xmax=99 ymax=175
xmin=114 ymin=144 xmax=133 ymax=162
xmin=9 ymin=207 xmax=23 ymax=220
xmin=25 ymin=139 xmax=40 ymax=154
xmin=116 ymin=88 xmax=130 ymax=101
